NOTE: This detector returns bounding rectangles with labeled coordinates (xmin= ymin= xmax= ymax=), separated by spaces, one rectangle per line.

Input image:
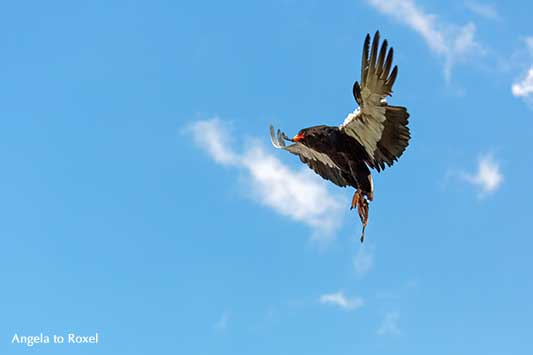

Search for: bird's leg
xmin=350 ymin=189 xmax=370 ymax=243
xmin=359 ymin=197 xmax=369 ymax=243
xmin=346 ymin=160 xmax=372 ymax=243
xmin=350 ymin=189 xmax=361 ymax=210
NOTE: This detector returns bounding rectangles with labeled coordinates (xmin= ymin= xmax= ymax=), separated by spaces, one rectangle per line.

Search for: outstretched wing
xmin=340 ymin=31 xmax=410 ymax=172
xmin=269 ymin=125 xmax=350 ymax=187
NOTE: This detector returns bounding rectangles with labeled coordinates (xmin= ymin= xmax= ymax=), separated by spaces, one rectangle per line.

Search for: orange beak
xmin=292 ymin=133 xmax=304 ymax=142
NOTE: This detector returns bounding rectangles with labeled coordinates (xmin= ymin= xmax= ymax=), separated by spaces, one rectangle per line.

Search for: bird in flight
xmin=270 ymin=31 xmax=410 ymax=242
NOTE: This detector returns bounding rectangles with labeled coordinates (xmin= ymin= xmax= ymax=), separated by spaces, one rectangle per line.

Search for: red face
xmin=292 ymin=131 xmax=305 ymax=142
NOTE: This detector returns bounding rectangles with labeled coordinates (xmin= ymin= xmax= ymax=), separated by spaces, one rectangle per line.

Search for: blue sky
xmin=1 ymin=0 xmax=532 ymax=354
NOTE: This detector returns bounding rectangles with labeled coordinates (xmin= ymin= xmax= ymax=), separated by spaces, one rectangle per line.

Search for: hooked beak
xmin=292 ymin=133 xmax=304 ymax=142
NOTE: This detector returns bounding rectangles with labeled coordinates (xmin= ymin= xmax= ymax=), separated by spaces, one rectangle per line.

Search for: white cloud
xmin=319 ymin=291 xmax=364 ymax=311
xmin=366 ymin=0 xmax=484 ymax=81
xmin=354 ymin=245 xmax=374 ymax=277
xmin=465 ymin=1 xmax=501 ymax=21
xmin=462 ymin=154 xmax=503 ymax=197
xmin=188 ymin=118 xmax=344 ymax=242
xmin=511 ymin=37 xmax=533 ymax=103
xmin=377 ymin=312 xmax=401 ymax=336
xmin=512 ymin=68 xmax=533 ymax=98
xmin=189 ymin=119 xmax=239 ymax=166
xmin=214 ymin=311 xmax=230 ymax=332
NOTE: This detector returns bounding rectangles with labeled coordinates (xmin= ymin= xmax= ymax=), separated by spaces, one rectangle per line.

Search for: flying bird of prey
xmin=270 ymin=31 xmax=410 ymax=242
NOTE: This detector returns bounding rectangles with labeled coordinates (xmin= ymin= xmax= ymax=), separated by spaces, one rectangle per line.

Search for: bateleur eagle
xmin=270 ymin=31 xmax=410 ymax=242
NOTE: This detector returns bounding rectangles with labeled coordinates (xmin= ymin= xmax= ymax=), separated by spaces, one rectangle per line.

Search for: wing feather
xmin=382 ymin=47 xmax=393 ymax=81
xmin=341 ymin=31 xmax=410 ymax=171
xmin=269 ymin=125 xmax=350 ymax=187
xmin=360 ymin=34 xmax=370 ymax=88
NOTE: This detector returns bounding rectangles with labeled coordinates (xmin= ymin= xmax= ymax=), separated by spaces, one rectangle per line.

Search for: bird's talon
xmin=351 ymin=189 xmax=370 ymax=243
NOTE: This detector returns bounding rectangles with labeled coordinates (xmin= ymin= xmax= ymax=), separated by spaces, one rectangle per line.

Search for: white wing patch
xmin=339 ymin=91 xmax=387 ymax=160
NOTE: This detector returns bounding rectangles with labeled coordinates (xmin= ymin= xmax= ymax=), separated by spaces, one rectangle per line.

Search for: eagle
xmin=270 ymin=31 xmax=410 ymax=242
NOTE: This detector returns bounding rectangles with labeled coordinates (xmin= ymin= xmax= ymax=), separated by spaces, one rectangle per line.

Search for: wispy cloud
xmin=512 ymin=68 xmax=533 ymax=98
xmin=353 ymin=245 xmax=374 ymax=277
xmin=190 ymin=120 xmax=239 ymax=166
xmin=366 ymin=0 xmax=484 ymax=81
xmin=512 ymin=38 xmax=533 ymax=102
xmin=377 ymin=311 xmax=401 ymax=336
xmin=214 ymin=311 xmax=230 ymax=332
xmin=461 ymin=154 xmax=503 ymax=197
xmin=188 ymin=118 xmax=344 ymax=242
xmin=465 ymin=1 xmax=501 ymax=21
xmin=319 ymin=291 xmax=364 ymax=311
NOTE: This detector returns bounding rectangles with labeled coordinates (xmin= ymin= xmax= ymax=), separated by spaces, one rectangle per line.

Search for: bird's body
xmin=270 ymin=31 xmax=410 ymax=242
xmin=290 ymin=125 xmax=373 ymax=193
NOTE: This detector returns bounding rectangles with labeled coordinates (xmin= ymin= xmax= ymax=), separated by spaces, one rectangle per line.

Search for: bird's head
xmin=292 ymin=129 xmax=306 ymax=142
xmin=289 ymin=126 xmax=330 ymax=144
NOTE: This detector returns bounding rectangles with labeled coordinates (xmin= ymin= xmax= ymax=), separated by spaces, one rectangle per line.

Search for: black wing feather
xmin=269 ymin=125 xmax=350 ymax=187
